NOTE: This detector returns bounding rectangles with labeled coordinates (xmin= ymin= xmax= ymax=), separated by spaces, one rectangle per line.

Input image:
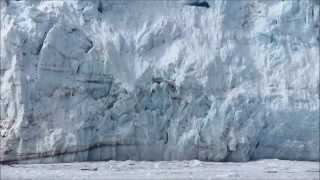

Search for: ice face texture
xmin=0 ymin=0 xmax=319 ymax=163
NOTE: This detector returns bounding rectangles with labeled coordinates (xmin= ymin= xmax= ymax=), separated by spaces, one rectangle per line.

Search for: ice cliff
xmin=0 ymin=0 xmax=319 ymax=163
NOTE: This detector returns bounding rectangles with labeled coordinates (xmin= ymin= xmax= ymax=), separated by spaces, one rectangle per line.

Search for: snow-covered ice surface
xmin=0 ymin=0 xmax=319 ymax=163
xmin=1 ymin=159 xmax=319 ymax=180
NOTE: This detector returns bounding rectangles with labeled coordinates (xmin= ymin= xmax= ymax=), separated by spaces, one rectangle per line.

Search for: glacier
xmin=0 ymin=0 xmax=319 ymax=163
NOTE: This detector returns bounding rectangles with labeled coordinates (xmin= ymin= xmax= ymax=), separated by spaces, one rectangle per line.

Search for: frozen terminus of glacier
xmin=0 ymin=0 xmax=319 ymax=163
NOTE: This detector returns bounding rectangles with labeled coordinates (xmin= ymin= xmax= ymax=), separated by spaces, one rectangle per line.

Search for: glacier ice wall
xmin=0 ymin=0 xmax=319 ymax=163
